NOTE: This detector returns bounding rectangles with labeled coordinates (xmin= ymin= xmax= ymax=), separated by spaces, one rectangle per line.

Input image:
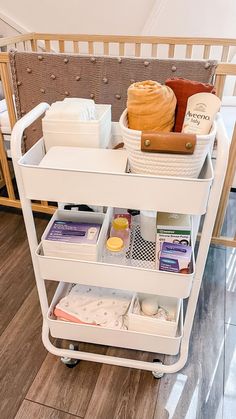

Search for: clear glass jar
xmin=104 ymin=237 xmax=125 ymax=265
xmin=110 ymin=217 xmax=130 ymax=248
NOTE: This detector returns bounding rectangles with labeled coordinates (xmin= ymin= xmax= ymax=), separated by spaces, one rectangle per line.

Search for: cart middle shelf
xmin=36 ymin=210 xmax=196 ymax=299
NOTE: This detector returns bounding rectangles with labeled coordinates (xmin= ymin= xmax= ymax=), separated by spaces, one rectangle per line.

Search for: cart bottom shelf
xmin=48 ymin=283 xmax=183 ymax=356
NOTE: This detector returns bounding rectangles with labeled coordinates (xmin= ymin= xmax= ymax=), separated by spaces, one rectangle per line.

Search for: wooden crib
xmin=0 ymin=32 xmax=236 ymax=246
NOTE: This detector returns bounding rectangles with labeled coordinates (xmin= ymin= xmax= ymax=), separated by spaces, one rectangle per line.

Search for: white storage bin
xmin=41 ymin=207 xmax=112 ymax=262
xmin=127 ymin=293 xmax=181 ymax=337
xmin=42 ymin=104 xmax=111 ymax=151
xmin=120 ymin=108 xmax=216 ymax=178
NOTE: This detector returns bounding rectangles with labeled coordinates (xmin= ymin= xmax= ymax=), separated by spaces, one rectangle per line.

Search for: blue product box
xmin=159 ymin=242 xmax=192 ymax=274
xmin=46 ymin=220 xmax=101 ymax=244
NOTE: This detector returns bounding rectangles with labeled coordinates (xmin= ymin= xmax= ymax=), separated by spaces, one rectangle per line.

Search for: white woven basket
xmin=119 ymin=109 xmax=216 ymax=178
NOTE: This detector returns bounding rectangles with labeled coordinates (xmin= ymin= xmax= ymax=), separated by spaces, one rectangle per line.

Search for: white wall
xmin=0 ymin=0 xmax=155 ymax=35
xmin=1 ymin=0 xmax=236 ymax=38
xmin=0 ymin=18 xmax=20 ymax=37
xmin=142 ymin=0 xmax=236 ymax=38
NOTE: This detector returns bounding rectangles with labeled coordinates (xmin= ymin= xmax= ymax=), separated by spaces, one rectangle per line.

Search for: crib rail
xmin=0 ymin=33 xmax=236 ymax=60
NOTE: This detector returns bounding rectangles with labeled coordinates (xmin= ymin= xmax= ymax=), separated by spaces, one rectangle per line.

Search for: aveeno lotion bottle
xmin=182 ymin=92 xmax=221 ymax=135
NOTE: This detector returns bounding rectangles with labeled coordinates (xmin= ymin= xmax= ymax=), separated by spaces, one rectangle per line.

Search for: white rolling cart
xmin=11 ymin=102 xmax=229 ymax=377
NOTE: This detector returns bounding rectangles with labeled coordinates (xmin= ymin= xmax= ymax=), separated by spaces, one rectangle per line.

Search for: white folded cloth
xmin=45 ymin=98 xmax=96 ymax=121
xmin=55 ymin=284 xmax=133 ymax=329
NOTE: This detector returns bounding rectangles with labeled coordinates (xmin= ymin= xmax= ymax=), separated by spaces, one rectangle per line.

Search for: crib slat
xmin=151 ymin=43 xmax=158 ymax=57
xmin=168 ymin=44 xmax=175 ymax=58
xmin=135 ymin=43 xmax=141 ymax=57
xmin=233 ymin=80 xmax=236 ymax=96
xmin=203 ymin=45 xmax=210 ymax=59
xmin=59 ymin=40 xmax=65 ymax=53
xmin=88 ymin=41 xmax=94 ymax=54
xmin=73 ymin=41 xmax=79 ymax=53
xmin=30 ymin=39 xmax=37 ymax=52
xmin=104 ymin=42 xmax=109 ymax=55
xmin=221 ymin=45 xmax=230 ymax=62
xmin=119 ymin=42 xmax=125 ymax=56
xmin=185 ymin=44 xmax=193 ymax=58
xmin=45 ymin=40 xmax=51 ymax=52
xmin=41 ymin=201 xmax=49 ymax=206
xmin=215 ymin=74 xmax=226 ymax=99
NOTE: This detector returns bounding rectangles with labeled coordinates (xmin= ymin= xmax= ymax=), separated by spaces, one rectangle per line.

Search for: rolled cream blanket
xmin=127 ymin=80 xmax=176 ymax=132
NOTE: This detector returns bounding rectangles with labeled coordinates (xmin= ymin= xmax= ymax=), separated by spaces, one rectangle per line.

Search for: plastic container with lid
xmin=110 ymin=217 xmax=130 ymax=248
xmin=104 ymin=237 xmax=126 ymax=265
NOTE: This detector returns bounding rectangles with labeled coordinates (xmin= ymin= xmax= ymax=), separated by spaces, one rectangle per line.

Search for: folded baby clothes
xmin=165 ymin=78 xmax=215 ymax=132
xmin=127 ymin=80 xmax=176 ymax=132
xmin=54 ymin=284 xmax=133 ymax=329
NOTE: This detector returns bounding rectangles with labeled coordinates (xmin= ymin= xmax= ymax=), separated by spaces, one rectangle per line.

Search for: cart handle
xmin=11 ymin=102 xmax=50 ymax=163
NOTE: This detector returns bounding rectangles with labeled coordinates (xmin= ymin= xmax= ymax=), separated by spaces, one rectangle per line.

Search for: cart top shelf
xmin=18 ymin=137 xmax=214 ymax=215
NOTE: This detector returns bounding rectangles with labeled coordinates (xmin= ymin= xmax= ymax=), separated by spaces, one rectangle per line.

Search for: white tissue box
xmin=42 ymin=104 xmax=111 ymax=151
xmin=127 ymin=294 xmax=181 ymax=337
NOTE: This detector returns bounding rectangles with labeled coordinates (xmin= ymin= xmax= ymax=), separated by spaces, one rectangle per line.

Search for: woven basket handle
xmin=141 ymin=132 xmax=196 ymax=155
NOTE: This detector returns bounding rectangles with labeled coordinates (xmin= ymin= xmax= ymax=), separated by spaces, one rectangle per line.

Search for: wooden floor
xmin=0 ymin=199 xmax=236 ymax=419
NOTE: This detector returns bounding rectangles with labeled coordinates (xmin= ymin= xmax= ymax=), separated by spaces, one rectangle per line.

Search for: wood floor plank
xmin=85 ymin=347 xmax=161 ymax=419
xmin=27 ymin=343 xmax=107 ymax=417
xmin=0 ymin=209 xmax=49 ymax=334
xmin=153 ymin=246 xmax=225 ymax=419
xmin=15 ymin=399 xmax=80 ymax=419
xmin=223 ymin=324 xmax=236 ymax=418
xmin=0 ymin=285 xmax=54 ymax=419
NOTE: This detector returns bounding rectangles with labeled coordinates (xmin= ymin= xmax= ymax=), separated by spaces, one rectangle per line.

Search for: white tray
xmin=47 ymin=282 xmax=183 ymax=355
xmin=18 ymin=138 xmax=213 ymax=215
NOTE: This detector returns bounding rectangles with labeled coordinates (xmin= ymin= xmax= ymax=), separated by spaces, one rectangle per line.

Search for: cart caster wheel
xmin=152 ymin=358 xmax=164 ymax=379
xmin=61 ymin=343 xmax=80 ymax=368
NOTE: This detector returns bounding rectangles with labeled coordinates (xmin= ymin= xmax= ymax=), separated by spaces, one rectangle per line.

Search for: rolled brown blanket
xmin=127 ymin=80 xmax=177 ymax=132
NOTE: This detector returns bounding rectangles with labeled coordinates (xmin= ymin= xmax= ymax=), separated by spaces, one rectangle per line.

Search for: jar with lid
xmin=110 ymin=217 xmax=130 ymax=248
xmin=104 ymin=237 xmax=126 ymax=265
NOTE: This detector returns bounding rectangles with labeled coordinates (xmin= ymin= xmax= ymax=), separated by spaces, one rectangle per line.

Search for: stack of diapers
xmin=54 ymin=284 xmax=133 ymax=330
xmin=127 ymin=80 xmax=176 ymax=132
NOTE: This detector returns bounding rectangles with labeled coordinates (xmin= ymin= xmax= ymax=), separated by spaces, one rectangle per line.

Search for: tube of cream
xmin=182 ymin=92 xmax=221 ymax=135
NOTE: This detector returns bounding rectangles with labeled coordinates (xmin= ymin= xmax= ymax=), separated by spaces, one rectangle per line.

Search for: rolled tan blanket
xmin=127 ymin=80 xmax=177 ymax=132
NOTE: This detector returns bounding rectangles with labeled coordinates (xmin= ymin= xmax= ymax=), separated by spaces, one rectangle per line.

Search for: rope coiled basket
xmin=119 ymin=109 xmax=216 ymax=178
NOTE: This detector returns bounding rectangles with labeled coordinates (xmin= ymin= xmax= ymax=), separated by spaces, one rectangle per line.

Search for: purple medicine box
xmin=159 ymin=242 xmax=192 ymax=273
xmin=46 ymin=220 xmax=101 ymax=244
